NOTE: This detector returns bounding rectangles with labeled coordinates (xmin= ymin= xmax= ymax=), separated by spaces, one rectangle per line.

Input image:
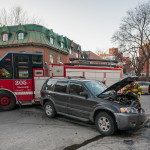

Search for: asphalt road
xmin=0 ymin=95 xmax=150 ymax=150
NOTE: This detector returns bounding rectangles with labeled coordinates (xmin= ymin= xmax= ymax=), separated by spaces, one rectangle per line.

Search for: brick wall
xmin=109 ymin=48 xmax=118 ymax=56
xmin=0 ymin=46 xmax=68 ymax=64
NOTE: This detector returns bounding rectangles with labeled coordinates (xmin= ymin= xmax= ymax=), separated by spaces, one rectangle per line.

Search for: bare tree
xmin=0 ymin=6 xmax=42 ymax=26
xmin=112 ymin=1 xmax=150 ymax=79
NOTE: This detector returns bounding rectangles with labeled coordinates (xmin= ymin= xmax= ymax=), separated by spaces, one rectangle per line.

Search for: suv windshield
xmin=84 ymin=81 xmax=107 ymax=96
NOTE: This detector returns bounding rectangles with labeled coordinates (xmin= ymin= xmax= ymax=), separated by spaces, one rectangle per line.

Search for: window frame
xmin=76 ymin=52 xmax=79 ymax=58
xmin=57 ymin=55 xmax=61 ymax=64
xmin=61 ymin=42 xmax=64 ymax=48
xmin=50 ymin=37 xmax=54 ymax=45
xmin=15 ymin=55 xmax=29 ymax=64
xmin=54 ymin=81 xmax=68 ymax=94
xmin=69 ymin=48 xmax=72 ymax=55
xmin=32 ymin=55 xmax=43 ymax=64
xmin=69 ymin=81 xmax=85 ymax=96
xmin=0 ymin=65 xmax=12 ymax=79
xmin=18 ymin=32 xmax=24 ymax=40
xmin=49 ymin=53 xmax=54 ymax=64
xmin=15 ymin=65 xmax=29 ymax=79
xmin=2 ymin=33 xmax=8 ymax=41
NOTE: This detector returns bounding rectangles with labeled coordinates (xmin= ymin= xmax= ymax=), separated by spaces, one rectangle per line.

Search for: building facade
xmin=0 ymin=24 xmax=82 ymax=74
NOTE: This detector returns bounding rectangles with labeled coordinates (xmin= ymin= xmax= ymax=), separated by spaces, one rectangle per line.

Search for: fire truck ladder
xmin=68 ymin=58 xmax=119 ymax=68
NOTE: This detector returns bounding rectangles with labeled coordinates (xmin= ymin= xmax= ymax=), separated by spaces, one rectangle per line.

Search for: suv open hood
xmin=100 ymin=76 xmax=138 ymax=95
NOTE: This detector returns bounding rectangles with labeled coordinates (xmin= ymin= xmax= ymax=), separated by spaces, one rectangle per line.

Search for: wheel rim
xmin=45 ymin=104 xmax=53 ymax=116
xmin=98 ymin=116 xmax=110 ymax=132
xmin=0 ymin=96 xmax=11 ymax=106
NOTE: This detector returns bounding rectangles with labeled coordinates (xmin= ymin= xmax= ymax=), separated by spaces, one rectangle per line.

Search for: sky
xmin=0 ymin=0 xmax=147 ymax=54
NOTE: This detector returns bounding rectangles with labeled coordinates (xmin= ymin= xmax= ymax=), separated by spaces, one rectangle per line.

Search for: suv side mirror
xmin=80 ymin=92 xmax=88 ymax=98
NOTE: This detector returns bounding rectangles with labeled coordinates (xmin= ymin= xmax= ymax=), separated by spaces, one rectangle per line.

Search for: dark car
xmin=40 ymin=76 xmax=146 ymax=136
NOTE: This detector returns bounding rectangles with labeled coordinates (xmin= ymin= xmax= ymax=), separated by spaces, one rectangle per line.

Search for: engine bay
xmin=101 ymin=92 xmax=141 ymax=109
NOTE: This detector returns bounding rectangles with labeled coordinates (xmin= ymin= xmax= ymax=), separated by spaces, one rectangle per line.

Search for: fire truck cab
xmin=0 ymin=52 xmax=43 ymax=111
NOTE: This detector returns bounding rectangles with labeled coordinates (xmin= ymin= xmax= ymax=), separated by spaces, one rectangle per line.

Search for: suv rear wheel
xmin=95 ymin=112 xmax=117 ymax=136
xmin=44 ymin=101 xmax=56 ymax=118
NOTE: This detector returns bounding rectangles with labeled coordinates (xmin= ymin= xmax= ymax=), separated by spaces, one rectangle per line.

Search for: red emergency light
xmin=5 ymin=59 xmax=11 ymax=61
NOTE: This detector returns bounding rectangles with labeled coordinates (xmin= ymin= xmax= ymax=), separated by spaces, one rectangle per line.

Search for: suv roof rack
xmin=67 ymin=76 xmax=85 ymax=79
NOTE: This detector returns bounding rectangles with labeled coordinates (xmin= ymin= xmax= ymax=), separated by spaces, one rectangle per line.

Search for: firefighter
xmin=123 ymin=81 xmax=142 ymax=109
xmin=123 ymin=81 xmax=142 ymax=100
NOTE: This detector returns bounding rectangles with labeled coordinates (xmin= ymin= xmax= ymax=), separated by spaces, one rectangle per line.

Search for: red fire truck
xmin=0 ymin=52 xmax=43 ymax=111
xmin=0 ymin=52 xmax=123 ymax=111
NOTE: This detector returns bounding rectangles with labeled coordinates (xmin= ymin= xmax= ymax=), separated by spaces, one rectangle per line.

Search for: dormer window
xmin=2 ymin=33 xmax=8 ymax=41
xmin=61 ymin=42 xmax=63 ymax=48
xmin=18 ymin=33 xmax=24 ymax=40
xmin=50 ymin=37 xmax=54 ymax=45
xmin=69 ymin=48 xmax=72 ymax=55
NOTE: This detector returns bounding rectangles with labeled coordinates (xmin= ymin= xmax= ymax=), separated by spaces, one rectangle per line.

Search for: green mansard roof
xmin=0 ymin=24 xmax=81 ymax=54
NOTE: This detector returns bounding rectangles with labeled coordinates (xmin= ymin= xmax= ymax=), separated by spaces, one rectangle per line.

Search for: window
xmin=18 ymin=33 xmax=24 ymax=40
xmin=32 ymin=55 xmax=43 ymax=64
xmin=69 ymin=82 xmax=84 ymax=96
xmin=0 ymin=66 xmax=12 ymax=79
xmin=76 ymin=53 xmax=79 ymax=58
xmin=69 ymin=48 xmax=72 ymax=55
xmin=57 ymin=56 xmax=61 ymax=64
xmin=54 ymin=81 xmax=68 ymax=93
xmin=61 ymin=42 xmax=63 ymax=48
xmin=50 ymin=37 xmax=54 ymax=45
xmin=15 ymin=66 xmax=29 ymax=78
xmin=47 ymin=80 xmax=56 ymax=91
xmin=50 ymin=54 xmax=53 ymax=63
xmin=15 ymin=55 xmax=29 ymax=64
xmin=2 ymin=33 xmax=8 ymax=41
xmin=42 ymin=79 xmax=49 ymax=90
xmin=84 ymin=81 xmax=107 ymax=96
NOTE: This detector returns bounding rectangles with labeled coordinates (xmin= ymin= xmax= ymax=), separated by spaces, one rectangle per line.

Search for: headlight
xmin=120 ymin=107 xmax=138 ymax=114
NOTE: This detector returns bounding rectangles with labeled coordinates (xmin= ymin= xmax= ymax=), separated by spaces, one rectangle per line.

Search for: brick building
xmin=81 ymin=51 xmax=101 ymax=64
xmin=109 ymin=48 xmax=118 ymax=56
xmin=139 ymin=47 xmax=150 ymax=76
xmin=0 ymin=24 xmax=81 ymax=72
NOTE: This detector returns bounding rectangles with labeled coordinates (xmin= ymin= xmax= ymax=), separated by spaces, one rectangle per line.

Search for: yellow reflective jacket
xmin=123 ymin=82 xmax=142 ymax=100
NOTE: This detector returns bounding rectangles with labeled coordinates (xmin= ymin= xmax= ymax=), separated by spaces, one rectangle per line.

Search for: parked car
xmin=40 ymin=76 xmax=146 ymax=136
xmin=137 ymin=81 xmax=150 ymax=94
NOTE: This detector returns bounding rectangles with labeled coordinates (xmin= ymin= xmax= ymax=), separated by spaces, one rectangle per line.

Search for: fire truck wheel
xmin=44 ymin=101 xmax=56 ymax=118
xmin=0 ymin=91 xmax=16 ymax=111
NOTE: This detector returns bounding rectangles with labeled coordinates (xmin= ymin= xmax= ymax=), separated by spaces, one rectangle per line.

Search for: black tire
xmin=95 ymin=112 xmax=117 ymax=136
xmin=0 ymin=91 xmax=16 ymax=111
xmin=44 ymin=101 xmax=56 ymax=118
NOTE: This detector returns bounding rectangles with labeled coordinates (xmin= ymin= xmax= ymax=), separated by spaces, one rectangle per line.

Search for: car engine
xmin=101 ymin=92 xmax=141 ymax=109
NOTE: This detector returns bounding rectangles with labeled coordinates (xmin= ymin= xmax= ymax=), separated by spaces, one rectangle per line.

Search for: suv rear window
xmin=42 ymin=79 xmax=56 ymax=91
xmin=47 ymin=80 xmax=56 ymax=91
xmin=54 ymin=81 xmax=68 ymax=93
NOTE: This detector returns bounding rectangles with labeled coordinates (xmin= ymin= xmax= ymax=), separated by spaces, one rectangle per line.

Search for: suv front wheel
xmin=44 ymin=101 xmax=56 ymax=118
xmin=95 ymin=112 xmax=117 ymax=136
